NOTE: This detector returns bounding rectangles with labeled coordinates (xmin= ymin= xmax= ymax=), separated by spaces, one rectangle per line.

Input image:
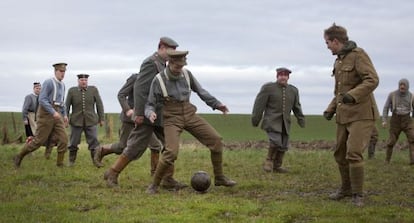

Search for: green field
xmin=1 ymin=112 xmax=413 ymax=222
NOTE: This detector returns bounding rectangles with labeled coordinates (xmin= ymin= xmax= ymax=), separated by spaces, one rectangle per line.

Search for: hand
xmin=297 ymin=119 xmax=305 ymax=128
xmin=134 ymin=116 xmax=144 ymax=125
xmin=342 ymin=93 xmax=355 ymax=104
xmin=24 ymin=120 xmax=28 ymax=125
xmin=148 ymin=112 xmax=157 ymax=123
xmin=63 ymin=116 xmax=69 ymax=128
xmin=382 ymin=121 xmax=387 ymax=128
xmin=323 ymin=111 xmax=334 ymax=121
xmin=217 ymin=104 xmax=229 ymax=115
xmin=99 ymin=121 xmax=105 ymax=127
xmin=126 ymin=109 xmax=134 ymax=117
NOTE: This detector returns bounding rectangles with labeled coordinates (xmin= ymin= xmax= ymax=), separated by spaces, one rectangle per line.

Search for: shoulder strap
xmin=392 ymin=92 xmax=396 ymax=112
xmin=182 ymin=68 xmax=191 ymax=90
xmin=155 ymin=72 xmax=168 ymax=98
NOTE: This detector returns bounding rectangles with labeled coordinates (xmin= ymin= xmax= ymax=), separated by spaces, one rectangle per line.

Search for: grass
xmin=1 ymin=112 xmax=413 ymax=222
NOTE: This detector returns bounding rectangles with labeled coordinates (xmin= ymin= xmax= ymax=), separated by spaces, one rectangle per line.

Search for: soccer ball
xmin=190 ymin=171 xmax=211 ymax=193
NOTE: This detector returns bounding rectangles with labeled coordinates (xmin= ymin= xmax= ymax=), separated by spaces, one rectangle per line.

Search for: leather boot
xmin=385 ymin=146 xmax=393 ymax=164
xmin=103 ymin=154 xmax=130 ymax=188
xmin=211 ymin=151 xmax=236 ymax=187
xmin=273 ymin=151 xmax=288 ymax=173
xmin=329 ymin=165 xmax=352 ymax=200
xmin=68 ymin=150 xmax=77 ymax=166
xmin=56 ymin=152 xmax=65 ymax=167
xmin=93 ymin=144 xmax=115 ymax=168
xmin=147 ymin=160 xmax=171 ymax=194
xmin=13 ymin=146 xmax=31 ymax=169
xmin=263 ymin=147 xmax=276 ymax=172
xmin=350 ymin=164 xmax=364 ymax=206
xmin=44 ymin=146 xmax=53 ymax=160
xmin=367 ymin=141 xmax=376 ymax=159
xmin=409 ymin=143 xmax=414 ymax=165
xmin=150 ymin=150 xmax=159 ymax=176
xmin=160 ymin=164 xmax=188 ymax=191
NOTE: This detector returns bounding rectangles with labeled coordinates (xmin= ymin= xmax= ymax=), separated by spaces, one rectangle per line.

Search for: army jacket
xmin=66 ymin=86 xmax=104 ymax=127
xmin=133 ymin=52 xmax=166 ymax=126
xmin=325 ymin=41 xmax=379 ymax=124
xmin=251 ymin=82 xmax=305 ymax=134
xmin=118 ymin=73 xmax=138 ymax=123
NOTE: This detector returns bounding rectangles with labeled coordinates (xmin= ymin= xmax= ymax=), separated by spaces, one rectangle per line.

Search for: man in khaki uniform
xmin=252 ymin=67 xmax=305 ymax=173
xmin=14 ymin=63 xmax=69 ymax=168
xmin=145 ymin=50 xmax=236 ymax=194
xmin=382 ymin=78 xmax=414 ymax=164
xmin=323 ymin=24 xmax=379 ymax=206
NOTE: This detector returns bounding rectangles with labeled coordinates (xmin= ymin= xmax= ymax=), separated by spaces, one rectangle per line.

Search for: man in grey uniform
xmin=93 ymin=72 xmax=163 ymax=176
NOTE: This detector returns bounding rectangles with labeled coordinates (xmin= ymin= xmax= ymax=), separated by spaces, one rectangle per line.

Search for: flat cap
xmin=276 ymin=67 xmax=291 ymax=74
xmin=77 ymin=74 xmax=90 ymax=79
xmin=167 ymin=49 xmax=189 ymax=66
xmin=160 ymin=36 xmax=179 ymax=48
xmin=53 ymin=63 xmax=67 ymax=70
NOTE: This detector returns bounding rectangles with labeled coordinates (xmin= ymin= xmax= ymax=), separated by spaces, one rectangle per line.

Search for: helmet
xmin=190 ymin=171 xmax=211 ymax=192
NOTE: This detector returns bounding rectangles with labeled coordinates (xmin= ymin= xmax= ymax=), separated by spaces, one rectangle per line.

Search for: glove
xmin=297 ymin=119 xmax=305 ymax=128
xmin=342 ymin=93 xmax=355 ymax=104
xmin=323 ymin=111 xmax=334 ymax=121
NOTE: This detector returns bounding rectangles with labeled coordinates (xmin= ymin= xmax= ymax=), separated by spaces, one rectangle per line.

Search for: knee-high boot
xmin=409 ymin=143 xmax=414 ymax=165
xmin=273 ymin=150 xmax=288 ymax=173
xmin=56 ymin=151 xmax=65 ymax=167
xmin=103 ymin=154 xmax=130 ymax=188
xmin=68 ymin=149 xmax=78 ymax=166
xmin=150 ymin=150 xmax=159 ymax=176
xmin=385 ymin=146 xmax=393 ymax=164
xmin=146 ymin=160 xmax=171 ymax=194
xmin=13 ymin=146 xmax=32 ymax=168
xmin=263 ymin=147 xmax=276 ymax=172
xmin=329 ymin=165 xmax=351 ymax=200
xmin=350 ymin=164 xmax=364 ymax=206
xmin=211 ymin=151 xmax=236 ymax=187
xmin=93 ymin=144 xmax=117 ymax=168
xmin=367 ymin=141 xmax=376 ymax=159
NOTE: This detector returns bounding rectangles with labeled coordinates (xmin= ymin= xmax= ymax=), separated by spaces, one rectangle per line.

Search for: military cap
xmin=276 ymin=67 xmax=291 ymax=74
xmin=160 ymin=36 xmax=179 ymax=48
xmin=53 ymin=63 xmax=67 ymax=71
xmin=33 ymin=82 xmax=41 ymax=86
xmin=77 ymin=74 xmax=90 ymax=79
xmin=167 ymin=49 xmax=188 ymax=66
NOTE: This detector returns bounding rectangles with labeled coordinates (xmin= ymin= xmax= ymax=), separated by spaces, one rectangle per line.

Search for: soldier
xmin=22 ymin=82 xmax=54 ymax=159
xmin=93 ymin=72 xmax=163 ymax=176
xmin=103 ymin=37 xmax=185 ymax=190
xmin=145 ymin=50 xmax=236 ymax=194
xmin=323 ymin=23 xmax=379 ymax=207
xmin=382 ymin=78 xmax=414 ymax=164
xmin=251 ymin=67 xmax=305 ymax=173
xmin=66 ymin=74 xmax=105 ymax=166
xmin=14 ymin=63 xmax=69 ymax=168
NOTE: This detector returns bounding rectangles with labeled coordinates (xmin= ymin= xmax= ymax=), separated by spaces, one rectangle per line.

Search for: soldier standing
xmin=14 ymin=63 xmax=69 ymax=168
xmin=382 ymin=78 xmax=414 ymax=164
xmin=145 ymin=50 xmax=236 ymax=194
xmin=103 ymin=37 xmax=184 ymax=190
xmin=93 ymin=72 xmax=163 ymax=175
xmin=66 ymin=74 xmax=105 ymax=166
xmin=251 ymin=67 xmax=305 ymax=173
xmin=323 ymin=23 xmax=379 ymax=206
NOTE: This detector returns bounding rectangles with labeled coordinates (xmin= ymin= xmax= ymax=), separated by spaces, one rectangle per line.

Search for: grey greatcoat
xmin=251 ymin=82 xmax=305 ymax=134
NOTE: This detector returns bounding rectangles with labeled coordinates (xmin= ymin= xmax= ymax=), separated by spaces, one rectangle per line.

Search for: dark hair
xmin=324 ymin=23 xmax=348 ymax=43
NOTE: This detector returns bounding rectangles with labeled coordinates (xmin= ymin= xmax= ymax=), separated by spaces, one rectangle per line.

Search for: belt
xmin=53 ymin=102 xmax=64 ymax=107
xmin=165 ymin=99 xmax=188 ymax=104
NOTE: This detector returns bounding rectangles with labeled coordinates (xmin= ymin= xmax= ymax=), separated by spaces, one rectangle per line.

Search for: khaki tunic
xmin=325 ymin=46 xmax=379 ymax=164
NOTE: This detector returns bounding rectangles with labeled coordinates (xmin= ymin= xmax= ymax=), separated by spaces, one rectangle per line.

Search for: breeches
xmin=25 ymin=106 xmax=68 ymax=153
xmin=68 ymin=125 xmax=99 ymax=150
xmin=161 ymin=102 xmax=223 ymax=165
xmin=123 ymin=124 xmax=164 ymax=160
xmin=387 ymin=114 xmax=414 ymax=147
xmin=334 ymin=120 xmax=374 ymax=166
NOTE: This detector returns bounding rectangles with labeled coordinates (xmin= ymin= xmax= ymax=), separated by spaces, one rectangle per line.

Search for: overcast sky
xmin=1 ymin=0 xmax=413 ymax=115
